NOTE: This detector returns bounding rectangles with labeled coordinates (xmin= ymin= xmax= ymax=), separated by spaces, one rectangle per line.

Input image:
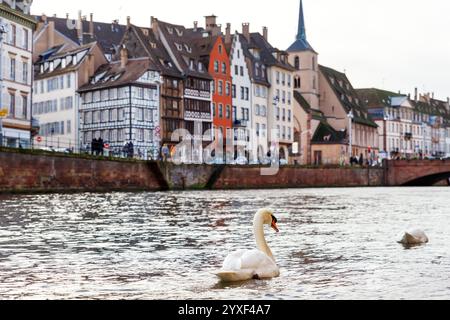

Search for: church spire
xmin=287 ymin=0 xmax=315 ymax=53
xmin=297 ymin=0 xmax=306 ymax=41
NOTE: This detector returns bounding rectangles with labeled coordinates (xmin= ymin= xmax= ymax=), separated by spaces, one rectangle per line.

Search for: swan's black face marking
xmin=271 ymin=215 xmax=279 ymax=233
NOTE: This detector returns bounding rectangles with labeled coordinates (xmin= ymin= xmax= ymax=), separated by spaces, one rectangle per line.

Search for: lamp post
xmin=0 ymin=22 xmax=7 ymax=147
xmin=347 ymin=109 xmax=354 ymax=160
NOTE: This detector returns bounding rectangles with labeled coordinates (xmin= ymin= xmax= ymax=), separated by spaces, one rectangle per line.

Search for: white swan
xmin=216 ymin=209 xmax=280 ymax=282
xmin=398 ymin=229 xmax=429 ymax=245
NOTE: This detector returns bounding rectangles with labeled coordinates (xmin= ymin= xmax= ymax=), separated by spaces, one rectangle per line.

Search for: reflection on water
xmin=0 ymin=188 xmax=449 ymax=300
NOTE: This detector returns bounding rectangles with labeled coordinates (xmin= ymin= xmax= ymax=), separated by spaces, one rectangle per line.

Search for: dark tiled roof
xmin=34 ymin=43 xmax=96 ymax=80
xmin=319 ymin=65 xmax=378 ymax=128
xmin=294 ymin=91 xmax=311 ymax=113
xmin=78 ymin=58 xmax=154 ymax=92
xmin=312 ymin=121 xmax=347 ymax=144
xmin=120 ymin=25 xmax=182 ymax=79
xmin=355 ymin=88 xmax=405 ymax=109
xmin=35 ymin=16 xmax=126 ymax=56
xmin=155 ymin=19 xmax=212 ymax=80
xmin=249 ymin=33 xmax=295 ymax=72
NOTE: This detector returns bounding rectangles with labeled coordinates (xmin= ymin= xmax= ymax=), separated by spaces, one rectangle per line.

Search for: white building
xmin=78 ymin=52 xmax=161 ymax=159
xmin=229 ymin=32 xmax=253 ymax=161
xmin=0 ymin=0 xmax=35 ymax=148
xmin=32 ymin=43 xmax=106 ymax=151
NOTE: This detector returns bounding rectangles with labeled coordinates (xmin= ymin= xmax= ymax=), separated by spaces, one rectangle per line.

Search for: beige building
xmin=0 ymin=0 xmax=35 ymax=148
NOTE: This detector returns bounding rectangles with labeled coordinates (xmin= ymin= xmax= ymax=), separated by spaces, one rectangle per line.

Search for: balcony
xmin=404 ymin=133 xmax=413 ymax=140
xmin=233 ymin=120 xmax=248 ymax=127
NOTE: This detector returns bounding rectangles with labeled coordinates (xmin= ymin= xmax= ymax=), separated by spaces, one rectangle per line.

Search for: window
xmin=235 ymin=65 xmax=238 ymax=76
xmin=255 ymin=104 xmax=260 ymax=116
xmin=12 ymin=25 xmax=17 ymax=46
xmin=214 ymin=60 xmax=219 ymax=73
xmin=255 ymin=63 xmax=259 ymax=77
xmin=226 ymin=82 xmax=231 ymax=96
xmin=232 ymin=85 xmax=236 ymax=98
xmin=226 ymin=105 xmax=231 ymax=119
xmin=233 ymin=106 xmax=237 ymax=120
xmin=67 ymin=74 xmax=72 ymax=88
xmin=282 ymin=73 xmax=286 ymax=85
xmin=262 ymin=124 xmax=266 ymax=137
xmin=288 ymin=110 xmax=292 ymax=122
xmin=240 ymin=66 xmax=244 ymax=76
xmin=218 ymin=81 xmax=223 ymax=95
xmin=240 ymin=86 xmax=245 ymax=100
xmin=312 ymin=57 xmax=316 ymax=70
xmin=219 ymin=104 xmax=223 ymax=118
xmin=222 ymin=62 xmax=227 ymax=74
xmin=245 ymin=88 xmax=249 ymax=101
xmin=23 ymin=29 xmax=29 ymax=50
xmin=67 ymin=120 xmax=72 ymax=134
xmin=22 ymin=96 xmax=28 ymax=119
xmin=22 ymin=61 xmax=28 ymax=83
xmin=10 ymin=58 xmax=16 ymax=81
xmin=59 ymin=75 xmax=64 ymax=89
xmin=276 ymin=71 xmax=280 ymax=84
xmin=9 ymin=93 xmax=15 ymax=117
xmin=288 ymin=92 xmax=292 ymax=105
xmin=218 ymin=45 xmax=223 ymax=54
xmin=261 ymin=105 xmax=266 ymax=117
xmin=294 ymin=56 xmax=300 ymax=70
xmin=313 ymin=76 xmax=317 ymax=90
xmin=212 ymin=103 xmax=216 ymax=117
xmin=256 ymin=123 xmax=260 ymax=137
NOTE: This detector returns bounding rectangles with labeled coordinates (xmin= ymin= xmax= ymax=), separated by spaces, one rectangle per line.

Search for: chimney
xmin=89 ymin=13 xmax=94 ymax=36
xmin=225 ymin=23 xmax=231 ymax=44
xmin=242 ymin=23 xmax=250 ymax=42
xmin=41 ymin=14 xmax=48 ymax=24
xmin=120 ymin=45 xmax=129 ymax=68
xmin=48 ymin=21 xmax=55 ymax=48
xmin=66 ymin=13 xmax=69 ymax=20
xmin=127 ymin=16 xmax=131 ymax=28
xmin=193 ymin=21 xmax=198 ymax=31
xmin=263 ymin=26 xmax=268 ymax=41
xmin=151 ymin=16 xmax=159 ymax=40
xmin=77 ymin=10 xmax=83 ymax=44
xmin=432 ymin=92 xmax=435 ymax=99
xmin=205 ymin=15 xmax=217 ymax=30
xmin=414 ymin=87 xmax=418 ymax=102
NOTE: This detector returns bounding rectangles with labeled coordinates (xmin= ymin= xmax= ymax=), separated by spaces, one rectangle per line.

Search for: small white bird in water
xmin=398 ymin=229 xmax=429 ymax=245
xmin=216 ymin=209 xmax=281 ymax=282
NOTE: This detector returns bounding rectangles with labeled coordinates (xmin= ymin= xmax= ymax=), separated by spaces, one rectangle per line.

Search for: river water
xmin=0 ymin=187 xmax=449 ymax=300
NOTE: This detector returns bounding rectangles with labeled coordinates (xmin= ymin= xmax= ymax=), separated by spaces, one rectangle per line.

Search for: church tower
xmin=287 ymin=0 xmax=320 ymax=109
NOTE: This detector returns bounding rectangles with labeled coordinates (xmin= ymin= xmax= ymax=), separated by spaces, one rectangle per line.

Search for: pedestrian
xmin=162 ymin=144 xmax=170 ymax=162
xmin=359 ymin=153 xmax=364 ymax=166
xmin=99 ymin=138 xmax=104 ymax=156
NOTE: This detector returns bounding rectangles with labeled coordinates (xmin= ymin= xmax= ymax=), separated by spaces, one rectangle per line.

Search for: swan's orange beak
xmin=271 ymin=221 xmax=279 ymax=233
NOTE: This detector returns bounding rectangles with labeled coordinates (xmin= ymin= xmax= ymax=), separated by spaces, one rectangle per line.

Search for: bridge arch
xmin=385 ymin=160 xmax=450 ymax=186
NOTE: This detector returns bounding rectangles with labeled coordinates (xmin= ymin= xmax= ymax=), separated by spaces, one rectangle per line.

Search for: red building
xmin=193 ymin=34 xmax=233 ymax=150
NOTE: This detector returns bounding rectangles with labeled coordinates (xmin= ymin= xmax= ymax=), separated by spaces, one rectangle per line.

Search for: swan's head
xmin=257 ymin=209 xmax=280 ymax=233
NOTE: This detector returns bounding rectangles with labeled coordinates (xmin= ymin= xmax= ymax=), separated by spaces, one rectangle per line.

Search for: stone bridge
xmin=385 ymin=160 xmax=450 ymax=186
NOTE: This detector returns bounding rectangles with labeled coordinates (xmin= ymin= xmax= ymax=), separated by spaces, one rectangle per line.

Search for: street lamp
xmin=0 ymin=21 xmax=7 ymax=147
xmin=347 ymin=109 xmax=354 ymax=159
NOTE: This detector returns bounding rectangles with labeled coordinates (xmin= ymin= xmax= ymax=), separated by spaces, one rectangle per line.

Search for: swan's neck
xmin=254 ymin=215 xmax=275 ymax=262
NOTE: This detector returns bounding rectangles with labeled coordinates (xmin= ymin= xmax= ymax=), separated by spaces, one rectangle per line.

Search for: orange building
xmin=193 ymin=35 xmax=233 ymax=148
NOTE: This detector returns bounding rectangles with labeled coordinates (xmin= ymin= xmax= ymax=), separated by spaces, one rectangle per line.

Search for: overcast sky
xmin=33 ymin=0 xmax=450 ymax=100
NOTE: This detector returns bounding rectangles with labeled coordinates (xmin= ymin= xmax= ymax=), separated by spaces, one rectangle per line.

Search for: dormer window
xmin=61 ymin=59 xmax=67 ymax=68
xmin=189 ymin=59 xmax=195 ymax=70
xmin=167 ymin=27 xmax=173 ymax=34
xmin=184 ymin=44 xmax=192 ymax=53
xmin=339 ymin=80 xmax=343 ymax=87
xmin=346 ymin=83 xmax=350 ymax=90
xmin=40 ymin=64 xmax=44 ymax=74
xmin=72 ymin=55 xmax=77 ymax=65
xmin=255 ymin=63 xmax=259 ymax=77
xmin=198 ymin=63 xmax=203 ymax=72
xmin=175 ymin=28 xmax=183 ymax=36
xmin=49 ymin=61 xmax=54 ymax=72
xmin=330 ymin=77 xmax=335 ymax=85
xmin=175 ymin=43 xmax=182 ymax=51
xmin=150 ymin=42 xmax=157 ymax=49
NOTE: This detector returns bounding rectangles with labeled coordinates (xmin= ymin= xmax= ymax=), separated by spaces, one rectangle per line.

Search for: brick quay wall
xmin=0 ymin=149 xmax=387 ymax=194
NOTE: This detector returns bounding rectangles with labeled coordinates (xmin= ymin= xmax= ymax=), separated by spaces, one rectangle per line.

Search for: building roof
xmin=34 ymin=42 xmax=97 ymax=80
xmin=319 ymin=65 xmax=378 ymax=128
xmin=35 ymin=15 xmax=127 ymax=56
xmin=287 ymin=0 xmax=316 ymax=53
xmin=311 ymin=121 xmax=347 ymax=144
xmin=78 ymin=57 xmax=154 ymax=92
xmin=249 ymin=32 xmax=295 ymax=71
xmin=154 ymin=19 xmax=212 ymax=80
xmin=118 ymin=25 xmax=182 ymax=79
xmin=355 ymin=88 xmax=406 ymax=109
